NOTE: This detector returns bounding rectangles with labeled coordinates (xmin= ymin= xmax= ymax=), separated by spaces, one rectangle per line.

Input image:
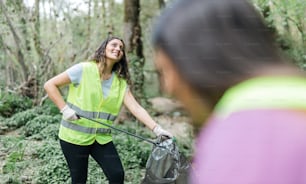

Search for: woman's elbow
xmin=43 ymin=80 xmax=53 ymax=92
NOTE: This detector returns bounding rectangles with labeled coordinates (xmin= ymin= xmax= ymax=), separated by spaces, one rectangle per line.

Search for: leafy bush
xmin=3 ymin=104 xmax=60 ymax=132
xmin=0 ymin=111 xmax=193 ymax=184
xmin=5 ymin=110 xmax=39 ymax=129
xmin=32 ymin=123 xmax=60 ymax=140
xmin=113 ymin=126 xmax=152 ymax=169
xmin=34 ymin=140 xmax=70 ymax=183
xmin=23 ymin=115 xmax=60 ymax=137
xmin=35 ymin=154 xmax=69 ymax=184
xmin=0 ymin=92 xmax=33 ymax=117
xmin=2 ymin=141 xmax=25 ymax=174
xmin=0 ymin=139 xmax=33 ymax=184
xmin=0 ymin=176 xmax=21 ymax=184
xmin=252 ymin=0 xmax=306 ymax=67
xmin=40 ymin=99 xmax=60 ymax=116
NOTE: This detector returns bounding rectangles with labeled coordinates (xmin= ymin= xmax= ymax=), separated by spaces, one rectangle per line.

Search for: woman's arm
xmin=44 ymin=72 xmax=78 ymax=120
xmin=44 ymin=72 xmax=71 ymax=110
xmin=123 ymin=90 xmax=172 ymax=137
xmin=123 ymin=90 xmax=157 ymax=130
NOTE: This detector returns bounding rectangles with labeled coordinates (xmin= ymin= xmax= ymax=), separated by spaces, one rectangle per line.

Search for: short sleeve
xmin=66 ymin=63 xmax=83 ymax=85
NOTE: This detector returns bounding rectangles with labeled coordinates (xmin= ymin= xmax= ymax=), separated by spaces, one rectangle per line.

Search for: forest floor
xmin=0 ymin=96 xmax=194 ymax=183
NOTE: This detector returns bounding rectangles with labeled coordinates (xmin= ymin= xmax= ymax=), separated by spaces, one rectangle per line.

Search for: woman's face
xmin=154 ymin=49 xmax=211 ymax=127
xmin=105 ymin=39 xmax=124 ymax=62
xmin=154 ymin=49 xmax=179 ymax=96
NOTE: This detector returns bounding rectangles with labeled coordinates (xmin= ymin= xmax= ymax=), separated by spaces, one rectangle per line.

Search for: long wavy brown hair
xmin=91 ymin=36 xmax=131 ymax=85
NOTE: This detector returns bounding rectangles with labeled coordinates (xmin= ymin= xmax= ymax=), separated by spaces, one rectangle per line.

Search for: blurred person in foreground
xmin=152 ymin=0 xmax=306 ymax=183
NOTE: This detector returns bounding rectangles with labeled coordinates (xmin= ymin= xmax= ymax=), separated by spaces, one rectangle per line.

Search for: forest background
xmin=0 ymin=0 xmax=305 ymax=183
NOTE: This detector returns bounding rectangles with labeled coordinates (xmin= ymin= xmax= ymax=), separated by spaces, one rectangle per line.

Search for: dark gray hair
xmin=153 ymin=0 xmax=284 ymax=104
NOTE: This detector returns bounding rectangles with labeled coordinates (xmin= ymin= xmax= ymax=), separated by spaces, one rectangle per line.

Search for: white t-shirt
xmin=66 ymin=63 xmax=115 ymax=98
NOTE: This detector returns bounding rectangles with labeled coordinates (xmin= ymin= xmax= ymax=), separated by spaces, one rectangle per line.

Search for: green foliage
xmin=0 ymin=81 xmax=194 ymax=184
xmin=2 ymin=141 xmax=25 ymax=174
xmin=128 ymin=54 xmax=147 ymax=104
xmin=0 ymin=136 xmax=23 ymax=151
xmin=35 ymin=154 xmax=69 ymax=184
xmin=34 ymin=140 xmax=70 ymax=184
xmin=0 ymin=139 xmax=33 ymax=184
xmin=5 ymin=109 xmax=39 ymax=129
xmin=35 ymin=140 xmax=61 ymax=160
xmin=32 ymin=123 xmax=60 ymax=140
xmin=0 ymin=176 xmax=21 ymax=184
xmin=23 ymin=115 xmax=60 ymax=137
xmin=40 ymin=99 xmax=60 ymax=116
xmin=113 ymin=121 xmax=154 ymax=169
xmin=252 ymin=0 xmax=306 ymax=66
xmin=115 ymin=135 xmax=152 ymax=169
xmin=0 ymin=93 xmax=33 ymax=118
xmin=3 ymin=102 xmax=60 ymax=132
xmin=0 ymin=105 xmax=193 ymax=184
xmin=125 ymin=168 xmax=146 ymax=184
xmin=176 ymin=137 xmax=195 ymax=160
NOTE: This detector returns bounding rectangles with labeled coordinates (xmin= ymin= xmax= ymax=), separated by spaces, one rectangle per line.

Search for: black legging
xmin=60 ymin=139 xmax=124 ymax=184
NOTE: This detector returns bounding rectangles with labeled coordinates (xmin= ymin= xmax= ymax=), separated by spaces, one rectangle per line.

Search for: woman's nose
xmin=114 ymin=45 xmax=120 ymax=50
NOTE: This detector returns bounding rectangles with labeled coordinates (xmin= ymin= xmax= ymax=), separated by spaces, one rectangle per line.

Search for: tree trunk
xmin=84 ymin=0 xmax=92 ymax=58
xmin=123 ymin=0 xmax=145 ymax=103
xmin=0 ymin=0 xmax=28 ymax=82
xmin=34 ymin=0 xmax=42 ymax=57
xmin=159 ymin=0 xmax=165 ymax=9
xmin=108 ymin=0 xmax=115 ymax=36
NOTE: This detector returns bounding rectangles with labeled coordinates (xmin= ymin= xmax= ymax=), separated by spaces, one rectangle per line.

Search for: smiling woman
xmin=43 ymin=36 xmax=172 ymax=184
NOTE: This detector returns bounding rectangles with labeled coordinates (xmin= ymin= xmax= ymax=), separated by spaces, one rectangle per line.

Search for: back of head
xmin=153 ymin=0 xmax=283 ymax=102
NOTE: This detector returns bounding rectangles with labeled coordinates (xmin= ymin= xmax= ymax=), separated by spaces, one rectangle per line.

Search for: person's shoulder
xmin=80 ymin=61 xmax=98 ymax=71
xmin=81 ymin=61 xmax=96 ymax=67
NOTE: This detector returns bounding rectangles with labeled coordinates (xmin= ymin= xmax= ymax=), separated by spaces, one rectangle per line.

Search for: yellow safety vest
xmin=214 ymin=76 xmax=306 ymax=118
xmin=59 ymin=61 xmax=127 ymax=145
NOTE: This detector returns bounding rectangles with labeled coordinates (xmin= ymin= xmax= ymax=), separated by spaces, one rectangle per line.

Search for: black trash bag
xmin=141 ymin=136 xmax=191 ymax=184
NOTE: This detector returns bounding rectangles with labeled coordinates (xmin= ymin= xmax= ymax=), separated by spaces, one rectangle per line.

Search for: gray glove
xmin=153 ymin=124 xmax=173 ymax=138
xmin=60 ymin=105 xmax=79 ymax=121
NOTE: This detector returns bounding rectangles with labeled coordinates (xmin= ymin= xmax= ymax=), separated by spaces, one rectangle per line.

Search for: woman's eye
xmin=110 ymin=42 xmax=124 ymax=51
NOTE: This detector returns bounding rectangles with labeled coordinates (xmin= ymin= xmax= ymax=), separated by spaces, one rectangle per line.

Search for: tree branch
xmin=0 ymin=0 xmax=28 ymax=81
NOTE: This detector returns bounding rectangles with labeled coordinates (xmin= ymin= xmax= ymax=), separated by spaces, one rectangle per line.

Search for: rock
xmin=155 ymin=115 xmax=193 ymax=139
xmin=148 ymin=97 xmax=184 ymax=115
xmin=0 ymin=125 xmax=9 ymax=135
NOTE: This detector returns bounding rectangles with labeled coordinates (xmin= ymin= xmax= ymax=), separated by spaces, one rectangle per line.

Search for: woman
xmin=152 ymin=0 xmax=306 ymax=183
xmin=44 ymin=36 xmax=171 ymax=184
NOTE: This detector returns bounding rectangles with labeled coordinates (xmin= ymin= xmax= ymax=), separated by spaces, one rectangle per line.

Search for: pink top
xmin=191 ymin=110 xmax=306 ymax=184
xmin=191 ymin=77 xmax=306 ymax=184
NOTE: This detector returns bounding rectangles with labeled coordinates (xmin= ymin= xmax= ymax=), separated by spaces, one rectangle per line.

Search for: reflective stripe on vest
xmin=215 ymin=76 xmax=306 ymax=118
xmin=61 ymin=119 xmax=111 ymax=134
xmin=67 ymin=102 xmax=117 ymax=121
